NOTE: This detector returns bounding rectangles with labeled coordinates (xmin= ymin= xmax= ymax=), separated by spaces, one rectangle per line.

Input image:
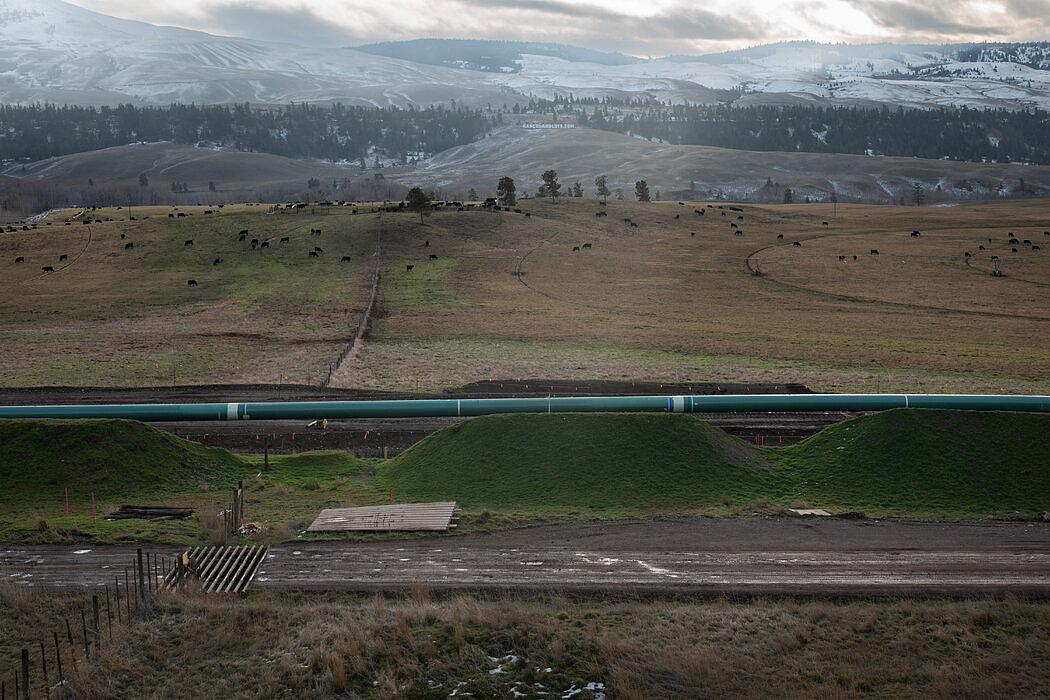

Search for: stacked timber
xmin=107 ymin=504 xmax=194 ymax=520
xmin=307 ymin=501 xmax=459 ymax=532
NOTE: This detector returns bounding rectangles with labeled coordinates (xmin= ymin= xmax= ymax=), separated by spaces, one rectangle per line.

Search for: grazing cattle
xmin=187 ymin=279 xmax=197 ymax=286
xmin=313 ymin=247 xmax=323 ymax=253
xmin=251 ymin=239 xmax=259 ymax=248
xmin=730 ymin=223 xmax=738 ymax=229
xmin=572 ymin=246 xmax=580 ymax=252
xmin=910 ymin=231 xmax=920 ymax=237
xmin=280 ymin=237 xmax=290 ymax=243
xmin=822 ymin=221 xmax=829 ymax=227
xmin=729 ymin=206 xmax=743 ymax=212
xmin=721 ymin=212 xmax=726 ymax=216
xmin=988 ymin=238 xmax=993 ymax=243
xmin=964 ymin=252 xmax=972 ymax=258
xmin=429 ymin=254 xmax=438 ymax=260
xmin=238 ymin=233 xmax=247 ymax=241
xmin=184 ymin=239 xmax=193 ymax=246
xmin=792 ymin=241 xmax=802 ymax=247
xmin=425 ymin=240 xmax=430 ymax=247
xmin=59 ymin=254 xmax=68 ymax=261
xmin=582 ymin=243 xmax=592 ymax=249
xmin=979 ymin=245 xmax=985 ymax=250
xmin=734 ymin=230 xmax=743 ymax=236
xmin=458 ymin=207 xmax=465 ymax=212
xmin=341 ymin=256 xmax=351 ymax=262
xmin=679 ymin=202 xmax=684 ymax=205
xmin=853 ymin=255 xmax=857 ymax=260
xmin=991 ymin=255 xmax=999 ymax=260
xmin=1023 ymin=240 xmax=1032 ymax=246
xmin=870 ymin=249 xmax=879 ymax=255
xmin=213 ymin=258 xmax=222 ymax=265
xmin=239 ymin=230 xmax=249 ymax=236
xmin=737 ymin=215 xmax=744 ymax=220
xmin=260 ymin=241 xmax=270 ymax=248
xmin=168 ymin=213 xmax=174 ymax=218
xmin=14 ymin=256 xmax=24 ymax=263
xmin=674 ymin=214 xmax=680 ymax=220
xmin=623 ymin=218 xmax=631 ymax=224
xmin=630 ymin=222 xmax=638 ymax=228
xmin=1009 ymin=238 xmax=1019 ymax=244
xmin=1044 ymin=231 xmax=1049 ymax=236
xmin=839 ymin=255 xmax=846 ymax=261
xmin=1033 ymin=245 xmax=1041 ymax=251
xmin=124 ymin=242 xmax=134 ymax=249
xmin=406 ymin=264 xmax=414 ymax=271
xmin=1012 ymin=248 xmax=1018 ymax=252
xmin=308 ymin=251 xmax=319 ymax=257
xmin=691 ymin=231 xmax=696 ymax=236
xmin=120 ymin=233 xmax=126 ymax=239
xmin=525 ymin=212 xmax=531 ymax=217
xmin=41 ymin=266 xmax=53 ymax=272
xmin=177 ymin=212 xmax=186 ymax=217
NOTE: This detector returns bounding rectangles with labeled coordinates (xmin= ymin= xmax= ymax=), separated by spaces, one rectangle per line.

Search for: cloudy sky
xmin=66 ymin=0 xmax=1050 ymax=56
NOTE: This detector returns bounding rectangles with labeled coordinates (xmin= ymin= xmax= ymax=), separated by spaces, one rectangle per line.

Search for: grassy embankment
xmin=1 ymin=409 xmax=1047 ymax=544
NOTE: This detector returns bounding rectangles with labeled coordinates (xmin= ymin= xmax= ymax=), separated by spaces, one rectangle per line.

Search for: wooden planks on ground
xmin=164 ymin=545 xmax=268 ymax=593
xmin=307 ymin=501 xmax=459 ymax=532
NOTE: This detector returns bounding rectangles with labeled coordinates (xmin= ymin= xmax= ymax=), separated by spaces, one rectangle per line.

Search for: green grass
xmin=0 ymin=419 xmax=251 ymax=504
xmin=377 ymin=409 xmax=1050 ymax=518
xmin=766 ymin=408 xmax=1050 ymax=517
xmin=1 ymin=409 xmax=1047 ymax=545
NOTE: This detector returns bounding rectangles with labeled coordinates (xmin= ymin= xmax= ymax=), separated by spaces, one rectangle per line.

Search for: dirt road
xmin=5 ymin=517 xmax=1048 ymax=597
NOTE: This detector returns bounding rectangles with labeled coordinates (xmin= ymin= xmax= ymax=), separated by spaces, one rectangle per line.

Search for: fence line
xmin=5 ymin=548 xmax=172 ymax=697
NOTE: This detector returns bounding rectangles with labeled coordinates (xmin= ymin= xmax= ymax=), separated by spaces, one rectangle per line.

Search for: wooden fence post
xmin=137 ymin=549 xmax=145 ymax=601
xmin=20 ymin=649 xmax=28 ymax=700
xmin=53 ymin=631 xmax=63 ymax=684
xmin=65 ymin=619 xmax=77 ymax=671
xmin=38 ymin=641 xmax=47 ymax=692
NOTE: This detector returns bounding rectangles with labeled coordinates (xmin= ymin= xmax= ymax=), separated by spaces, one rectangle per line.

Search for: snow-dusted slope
xmin=0 ymin=0 xmax=509 ymax=106
xmin=0 ymin=0 xmax=1048 ymax=111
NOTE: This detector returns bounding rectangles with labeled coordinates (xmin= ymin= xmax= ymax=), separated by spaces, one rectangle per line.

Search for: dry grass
xmin=2 ymin=199 xmax=1048 ymax=392
xmin=3 ymin=589 xmax=1044 ymax=699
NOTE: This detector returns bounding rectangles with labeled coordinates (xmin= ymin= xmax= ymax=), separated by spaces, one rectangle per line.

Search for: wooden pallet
xmin=164 ymin=545 xmax=268 ymax=593
xmin=307 ymin=501 xmax=459 ymax=532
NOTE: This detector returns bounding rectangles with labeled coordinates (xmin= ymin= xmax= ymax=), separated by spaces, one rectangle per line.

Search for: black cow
xmin=1012 ymin=247 xmax=1018 ymax=252
xmin=406 ymin=264 xmax=414 ymax=271
xmin=674 ymin=214 xmax=680 ymax=220
xmin=822 ymin=221 xmax=829 ymax=227
xmin=730 ymin=223 xmax=738 ymax=229
xmin=734 ymin=230 xmax=743 ymax=236
xmin=792 ymin=241 xmax=802 ymax=247
xmin=213 ymin=258 xmax=222 ymax=265
xmin=429 ymin=254 xmax=438 ymax=260
xmin=14 ymin=256 xmax=24 ymax=263
xmin=964 ymin=252 xmax=972 ymax=258
xmin=280 ymin=237 xmax=290 ymax=243
xmin=1023 ymin=240 xmax=1032 ymax=246
xmin=177 ymin=212 xmax=186 ymax=218
xmin=979 ymin=245 xmax=985 ymax=250
xmin=120 ymin=233 xmax=126 ymax=239
xmin=572 ymin=246 xmax=580 ymax=252
xmin=1033 ymin=245 xmax=1041 ymax=251
xmin=59 ymin=254 xmax=68 ymax=261
xmin=314 ymin=247 xmax=323 ymax=253
xmin=308 ymin=251 xmax=319 ymax=257
xmin=239 ymin=229 xmax=249 ymax=236
xmin=341 ymin=256 xmax=351 ymax=262
xmin=839 ymin=255 xmax=846 ymax=261
xmin=168 ymin=213 xmax=174 ymax=218
xmin=1009 ymin=238 xmax=1019 ymax=244
xmin=41 ymin=266 xmax=53 ymax=272
xmin=911 ymin=231 xmax=920 ymax=237
xmin=238 ymin=233 xmax=246 ymax=241
xmin=260 ymin=241 xmax=270 ymax=248
xmin=184 ymin=239 xmax=193 ymax=246
xmin=777 ymin=234 xmax=784 ymax=239
xmin=124 ymin=242 xmax=134 ymax=249
xmin=251 ymin=239 xmax=259 ymax=248
xmin=870 ymin=249 xmax=879 ymax=255
xmin=691 ymin=231 xmax=695 ymax=236
xmin=187 ymin=279 xmax=197 ymax=286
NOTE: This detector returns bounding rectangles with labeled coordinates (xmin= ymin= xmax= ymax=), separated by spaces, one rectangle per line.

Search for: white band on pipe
xmin=226 ymin=402 xmax=240 ymax=420
xmin=672 ymin=396 xmax=685 ymax=413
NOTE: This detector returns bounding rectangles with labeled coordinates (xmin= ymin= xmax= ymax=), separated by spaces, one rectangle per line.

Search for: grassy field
xmin=2 ymin=409 xmax=1046 ymax=545
xmin=1 ymin=198 xmax=1048 ymax=392
xmin=2 ymin=585 xmax=1050 ymax=699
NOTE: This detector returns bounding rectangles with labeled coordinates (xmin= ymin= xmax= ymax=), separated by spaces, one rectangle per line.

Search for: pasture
xmin=1 ymin=198 xmax=1049 ymax=392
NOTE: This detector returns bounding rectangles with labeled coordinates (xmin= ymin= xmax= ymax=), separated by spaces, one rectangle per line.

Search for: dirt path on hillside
xmin=5 ymin=517 xmax=1048 ymax=597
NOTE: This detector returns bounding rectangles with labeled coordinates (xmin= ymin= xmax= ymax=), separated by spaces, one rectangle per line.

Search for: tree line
xmin=575 ymin=103 xmax=1050 ymax=165
xmin=0 ymin=103 xmax=495 ymax=163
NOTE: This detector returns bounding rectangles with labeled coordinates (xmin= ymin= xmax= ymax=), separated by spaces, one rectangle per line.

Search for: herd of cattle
xmin=6 ymin=202 xmax=1048 ymax=282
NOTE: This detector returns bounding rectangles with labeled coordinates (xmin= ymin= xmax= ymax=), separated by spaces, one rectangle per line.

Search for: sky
xmin=65 ymin=0 xmax=1050 ymax=57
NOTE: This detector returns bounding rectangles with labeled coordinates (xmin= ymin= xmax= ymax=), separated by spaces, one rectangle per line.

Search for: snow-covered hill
xmin=0 ymin=0 xmax=1048 ymax=111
